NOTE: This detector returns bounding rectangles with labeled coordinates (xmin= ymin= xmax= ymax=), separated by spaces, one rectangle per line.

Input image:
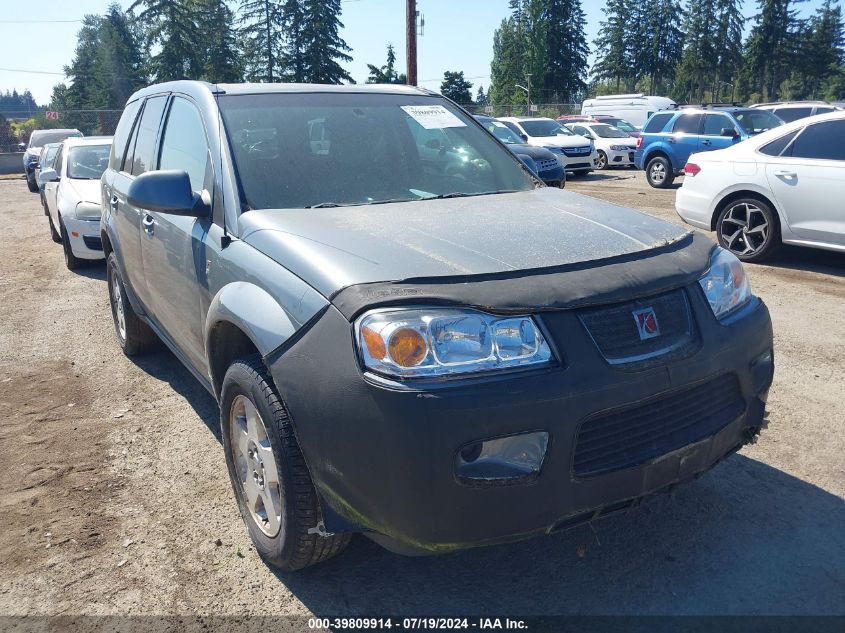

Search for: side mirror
xmin=127 ymin=170 xmax=210 ymax=217
xmin=39 ymin=168 xmax=58 ymax=184
xmin=520 ymin=133 xmax=528 ymax=141
xmin=721 ymin=127 xmax=739 ymax=138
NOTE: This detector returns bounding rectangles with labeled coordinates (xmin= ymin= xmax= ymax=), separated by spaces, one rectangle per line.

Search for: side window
xmin=158 ymin=97 xmax=211 ymax=192
xmin=672 ymin=114 xmax=702 ymax=134
xmin=573 ymin=125 xmax=589 ymax=136
xmin=815 ymin=107 xmax=834 ymax=115
xmin=774 ymin=107 xmax=811 ymax=123
xmin=759 ymin=130 xmax=800 ymax=156
xmin=790 ymin=121 xmax=845 ymax=161
xmin=502 ymin=121 xmax=523 ymax=136
xmin=130 ymin=95 xmax=168 ymax=176
xmin=54 ymin=145 xmax=64 ymax=175
xmin=643 ymin=113 xmax=673 ymax=133
xmin=702 ymin=114 xmax=734 ymax=136
xmin=109 ymin=100 xmax=141 ymax=171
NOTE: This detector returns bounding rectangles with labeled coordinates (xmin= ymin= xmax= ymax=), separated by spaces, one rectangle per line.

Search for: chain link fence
xmin=0 ymin=110 xmax=124 ymax=152
xmin=459 ymin=103 xmax=581 ymax=118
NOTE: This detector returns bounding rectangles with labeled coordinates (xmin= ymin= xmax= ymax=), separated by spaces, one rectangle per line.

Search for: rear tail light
xmin=635 ymin=136 xmax=643 ymax=149
xmin=684 ymin=162 xmax=701 ymax=176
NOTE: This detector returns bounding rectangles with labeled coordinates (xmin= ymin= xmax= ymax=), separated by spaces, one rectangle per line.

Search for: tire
xmin=47 ymin=214 xmax=61 ymax=243
xmin=716 ymin=197 xmax=781 ymax=263
xmin=59 ymin=219 xmax=84 ymax=270
xmin=595 ymin=151 xmax=608 ymax=170
xmin=645 ymin=155 xmax=675 ymax=188
xmin=106 ymin=252 xmax=158 ymax=355
xmin=570 ymin=169 xmax=591 ymax=178
xmin=26 ymin=173 xmax=39 ymax=193
xmin=221 ymin=355 xmax=351 ymax=571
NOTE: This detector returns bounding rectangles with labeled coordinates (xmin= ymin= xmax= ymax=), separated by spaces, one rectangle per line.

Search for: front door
xmin=700 ymin=114 xmax=739 ymax=153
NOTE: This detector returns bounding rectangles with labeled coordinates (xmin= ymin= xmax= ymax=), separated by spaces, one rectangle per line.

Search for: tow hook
xmin=307 ymin=521 xmax=334 ymax=538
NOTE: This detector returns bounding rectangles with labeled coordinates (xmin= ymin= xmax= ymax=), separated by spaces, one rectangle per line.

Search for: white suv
xmin=497 ymin=117 xmax=597 ymax=175
xmin=39 ymin=137 xmax=113 ymax=269
xmin=750 ymin=101 xmax=842 ymax=123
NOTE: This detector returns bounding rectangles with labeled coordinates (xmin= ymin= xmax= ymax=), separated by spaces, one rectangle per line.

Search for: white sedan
xmin=564 ymin=122 xmax=637 ymax=169
xmin=39 ymin=137 xmax=112 ymax=269
xmin=676 ymin=111 xmax=845 ymax=262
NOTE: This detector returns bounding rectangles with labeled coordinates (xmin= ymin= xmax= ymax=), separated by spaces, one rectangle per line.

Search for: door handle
xmin=667 ymin=137 xmax=676 ymax=143
xmin=142 ymin=214 xmax=155 ymax=236
xmin=774 ymin=170 xmax=796 ymax=178
xmin=701 ymin=140 xmax=712 ymax=146
xmin=110 ymin=195 xmax=119 ymax=211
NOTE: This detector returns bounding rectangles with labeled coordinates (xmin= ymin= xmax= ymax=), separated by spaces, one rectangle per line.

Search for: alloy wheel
xmin=110 ymin=269 xmax=127 ymax=342
xmin=649 ymin=161 xmax=666 ymax=184
xmin=229 ymin=394 xmax=283 ymax=538
xmin=719 ymin=202 xmax=769 ymax=257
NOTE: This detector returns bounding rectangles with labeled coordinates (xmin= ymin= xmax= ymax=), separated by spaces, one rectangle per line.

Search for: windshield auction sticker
xmin=401 ymin=105 xmax=467 ymax=129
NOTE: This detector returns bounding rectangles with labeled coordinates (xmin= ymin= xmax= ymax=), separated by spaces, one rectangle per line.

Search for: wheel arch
xmin=711 ymin=188 xmax=782 ymax=232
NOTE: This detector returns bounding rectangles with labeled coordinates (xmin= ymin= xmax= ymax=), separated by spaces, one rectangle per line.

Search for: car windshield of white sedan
xmin=67 ymin=145 xmax=111 ymax=180
xmin=608 ymin=119 xmax=637 ymax=133
xmin=219 ymin=93 xmax=534 ymax=210
xmin=484 ymin=121 xmax=524 ymax=145
xmin=520 ymin=120 xmax=575 ymax=137
xmin=590 ymin=124 xmax=629 ymax=139
xmin=733 ymin=110 xmax=783 ymax=135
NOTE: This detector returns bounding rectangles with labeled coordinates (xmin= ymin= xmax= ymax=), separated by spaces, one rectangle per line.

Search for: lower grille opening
xmin=82 ymin=235 xmax=103 ymax=251
xmin=573 ymin=373 xmax=745 ymax=477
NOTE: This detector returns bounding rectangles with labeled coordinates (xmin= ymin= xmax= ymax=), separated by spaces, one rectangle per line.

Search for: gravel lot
xmin=0 ymin=171 xmax=843 ymax=617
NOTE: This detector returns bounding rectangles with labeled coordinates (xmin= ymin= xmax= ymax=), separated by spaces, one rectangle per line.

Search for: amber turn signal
xmin=387 ymin=328 xmax=427 ymax=367
xmin=361 ymin=326 xmax=386 ymax=360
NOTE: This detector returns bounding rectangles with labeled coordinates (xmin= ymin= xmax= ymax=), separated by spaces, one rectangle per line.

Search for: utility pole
xmin=526 ymin=73 xmax=532 ymax=116
xmin=406 ymin=0 xmax=417 ymax=86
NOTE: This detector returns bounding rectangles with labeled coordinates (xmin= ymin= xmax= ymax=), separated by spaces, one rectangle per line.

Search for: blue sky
xmin=0 ymin=0 xmax=829 ymax=105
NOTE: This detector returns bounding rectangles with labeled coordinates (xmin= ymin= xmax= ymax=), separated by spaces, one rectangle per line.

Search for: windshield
xmin=29 ymin=130 xmax=81 ymax=148
xmin=219 ymin=93 xmax=534 ymax=210
xmin=67 ymin=144 xmax=110 ymax=179
xmin=733 ymin=110 xmax=783 ymax=135
xmin=480 ymin=120 xmax=523 ymax=145
xmin=591 ymin=124 xmax=629 ymax=139
xmin=519 ymin=119 xmax=574 ymax=137
xmin=604 ymin=118 xmax=637 ymax=133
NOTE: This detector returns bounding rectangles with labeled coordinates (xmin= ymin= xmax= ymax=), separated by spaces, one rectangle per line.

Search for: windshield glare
xmin=220 ymin=94 xmax=535 ymax=210
xmin=520 ymin=119 xmax=574 ymax=137
xmin=67 ymin=145 xmax=110 ymax=179
xmin=481 ymin=120 xmax=523 ymax=145
xmin=591 ymin=124 xmax=629 ymax=139
xmin=734 ymin=110 xmax=783 ymax=135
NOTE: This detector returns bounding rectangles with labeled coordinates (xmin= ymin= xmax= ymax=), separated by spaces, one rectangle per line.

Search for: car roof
xmin=722 ymin=109 xmax=845 ymax=152
xmin=127 ymin=80 xmax=433 ymax=103
xmin=64 ymin=137 xmax=113 ymax=148
xmin=751 ymin=101 xmax=831 ymax=108
xmin=32 ymin=128 xmax=81 ymax=134
xmin=498 ymin=116 xmax=556 ymax=123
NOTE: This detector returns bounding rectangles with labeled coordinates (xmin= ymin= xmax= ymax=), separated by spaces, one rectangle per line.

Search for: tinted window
xmin=502 ymin=121 xmax=523 ymax=136
xmin=815 ymin=107 xmax=834 ymax=115
xmin=643 ymin=113 xmax=673 ymax=133
xmin=44 ymin=145 xmax=59 ymax=167
xmin=672 ymin=114 xmax=702 ymax=134
xmin=774 ymin=107 xmax=812 ymax=123
xmin=219 ymin=93 xmax=534 ymax=210
xmin=110 ymin=100 xmax=141 ymax=171
xmin=130 ymin=96 xmax=167 ymax=176
xmin=520 ymin=119 xmax=574 ymax=137
xmin=703 ymin=114 xmax=735 ymax=136
xmin=67 ymin=144 xmax=111 ymax=179
xmin=759 ymin=130 xmax=800 ymax=156
xmin=54 ymin=145 xmax=64 ymax=175
xmin=790 ymin=121 xmax=845 ymax=160
xmin=733 ymin=110 xmax=782 ymax=134
xmin=158 ymin=98 xmax=210 ymax=192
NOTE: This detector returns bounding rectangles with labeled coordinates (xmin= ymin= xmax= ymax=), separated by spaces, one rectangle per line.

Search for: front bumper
xmin=63 ymin=216 xmax=105 ymax=260
xmin=269 ymin=290 xmax=773 ymax=555
xmin=605 ymin=148 xmax=636 ymax=166
xmin=537 ymin=164 xmax=565 ymax=186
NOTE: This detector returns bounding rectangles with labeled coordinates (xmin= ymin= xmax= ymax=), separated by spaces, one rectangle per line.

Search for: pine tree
xmin=440 ymin=71 xmax=474 ymax=103
xmin=543 ymin=0 xmax=590 ymax=102
xmin=795 ymin=0 xmax=844 ymax=98
xmin=592 ymin=0 xmax=631 ymax=92
xmin=96 ymin=4 xmax=148 ymax=107
xmin=639 ymin=0 xmax=685 ymax=95
xmin=366 ymin=44 xmax=406 ymax=84
xmin=196 ymin=0 xmax=242 ymax=83
xmin=476 ymin=85 xmax=488 ymax=106
xmin=743 ymin=0 xmax=803 ymax=101
xmin=287 ymin=0 xmax=353 ymax=84
xmin=490 ymin=17 xmax=526 ymax=104
xmin=676 ymin=0 xmax=719 ymax=102
xmin=130 ymin=0 xmax=201 ymax=81
xmin=238 ymin=0 xmax=285 ymax=82
xmin=712 ymin=0 xmax=743 ymax=102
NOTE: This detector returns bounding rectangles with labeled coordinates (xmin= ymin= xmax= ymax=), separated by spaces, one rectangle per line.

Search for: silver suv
xmin=101 ymin=81 xmax=774 ymax=570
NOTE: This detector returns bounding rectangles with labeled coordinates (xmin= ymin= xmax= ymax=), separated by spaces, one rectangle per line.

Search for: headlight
xmin=75 ymin=202 xmax=102 ymax=221
xmin=356 ymin=308 xmax=553 ymax=379
xmin=698 ymin=248 xmax=752 ymax=320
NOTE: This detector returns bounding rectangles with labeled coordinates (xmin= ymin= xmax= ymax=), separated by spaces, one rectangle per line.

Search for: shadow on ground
xmin=763 ymin=245 xmax=845 ymax=279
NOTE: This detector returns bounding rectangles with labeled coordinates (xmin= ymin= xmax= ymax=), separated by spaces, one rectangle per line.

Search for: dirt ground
xmin=0 ymin=171 xmax=843 ymax=619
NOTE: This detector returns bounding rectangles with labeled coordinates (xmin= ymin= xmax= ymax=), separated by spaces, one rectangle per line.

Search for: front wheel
xmin=221 ymin=355 xmax=351 ymax=571
xmin=47 ymin=214 xmax=61 ymax=243
xmin=595 ymin=151 xmax=608 ymax=170
xmin=645 ymin=156 xmax=675 ymax=188
xmin=106 ymin=252 xmax=157 ymax=355
xmin=26 ymin=173 xmax=39 ymax=193
xmin=716 ymin=198 xmax=781 ymax=262
xmin=59 ymin=219 xmax=84 ymax=270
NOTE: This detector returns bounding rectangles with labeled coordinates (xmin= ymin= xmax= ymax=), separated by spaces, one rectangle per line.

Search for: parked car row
xmin=22 ymin=128 xmax=82 ymax=192
xmin=28 ymin=81 xmax=775 ymax=572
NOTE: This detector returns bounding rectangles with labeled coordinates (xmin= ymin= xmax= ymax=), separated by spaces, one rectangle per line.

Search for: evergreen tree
xmin=476 ymin=85 xmax=488 ymax=106
xmin=793 ymin=0 xmax=844 ymax=98
xmin=366 ymin=44 xmax=406 ymax=84
xmin=490 ymin=17 xmax=526 ymax=104
xmin=95 ymin=5 xmax=148 ymax=107
xmin=743 ymin=0 xmax=803 ymax=101
xmin=592 ymin=0 xmax=631 ymax=92
xmin=288 ymin=0 xmax=353 ymax=83
xmin=130 ymin=0 xmax=201 ymax=81
xmin=712 ymin=0 xmax=744 ymax=101
xmin=640 ymin=0 xmax=685 ymax=95
xmin=440 ymin=71 xmax=474 ymax=103
xmin=196 ymin=0 xmax=242 ymax=83
xmin=544 ymin=0 xmax=590 ymax=101
xmin=676 ymin=0 xmax=719 ymax=102
xmin=238 ymin=0 xmax=285 ymax=82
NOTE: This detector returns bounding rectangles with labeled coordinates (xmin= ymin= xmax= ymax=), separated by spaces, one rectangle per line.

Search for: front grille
xmin=536 ymin=157 xmax=560 ymax=172
xmin=578 ymin=288 xmax=697 ymax=366
xmin=82 ymin=235 xmax=103 ymax=251
xmin=573 ymin=373 xmax=745 ymax=477
xmin=563 ymin=146 xmax=591 ymax=157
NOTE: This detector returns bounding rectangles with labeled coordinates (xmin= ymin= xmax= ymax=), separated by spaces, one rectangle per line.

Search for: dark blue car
xmin=475 ymin=115 xmax=565 ymax=188
xmin=635 ymin=107 xmax=783 ymax=188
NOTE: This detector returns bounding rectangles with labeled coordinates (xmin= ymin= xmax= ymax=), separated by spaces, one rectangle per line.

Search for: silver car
xmin=101 ymin=81 xmax=774 ymax=571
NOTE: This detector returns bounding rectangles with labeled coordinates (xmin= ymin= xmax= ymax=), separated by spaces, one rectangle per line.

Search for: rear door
xmin=764 ymin=119 xmax=845 ymax=247
xmin=667 ymin=113 xmax=703 ymax=169
xmin=139 ymin=96 xmax=212 ymax=369
xmin=111 ymin=95 xmax=168 ymax=308
xmin=700 ymin=113 xmax=739 ymax=152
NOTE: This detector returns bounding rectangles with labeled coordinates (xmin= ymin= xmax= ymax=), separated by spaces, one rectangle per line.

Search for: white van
xmin=581 ymin=94 xmax=676 ymax=129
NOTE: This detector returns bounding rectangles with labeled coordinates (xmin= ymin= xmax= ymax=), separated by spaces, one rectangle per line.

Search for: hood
xmin=240 ymin=188 xmax=689 ymax=298
xmin=506 ymin=144 xmax=558 ymax=160
xmin=595 ymin=136 xmax=637 ymax=149
xmin=63 ymin=178 xmax=102 ymax=206
xmin=529 ymin=134 xmax=591 ymax=149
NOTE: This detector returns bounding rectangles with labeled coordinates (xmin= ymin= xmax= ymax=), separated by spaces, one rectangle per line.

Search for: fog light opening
xmin=455 ymin=431 xmax=549 ymax=485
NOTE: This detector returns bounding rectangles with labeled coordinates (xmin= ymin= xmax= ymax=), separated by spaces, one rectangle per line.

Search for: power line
xmin=0 ymin=67 xmax=66 ymax=76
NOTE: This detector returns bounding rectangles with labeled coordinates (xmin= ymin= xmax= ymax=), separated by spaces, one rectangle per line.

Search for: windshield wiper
xmin=305 ymin=202 xmax=343 ymax=208
xmin=422 ymin=190 xmax=517 ymax=200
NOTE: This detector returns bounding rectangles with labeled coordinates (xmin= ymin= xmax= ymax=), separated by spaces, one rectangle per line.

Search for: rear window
xmin=129 ymin=96 xmax=168 ymax=176
xmin=643 ymin=113 xmax=673 ymax=133
xmin=789 ymin=120 xmax=845 ymax=160
xmin=29 ymin=130 xmax=82 ymax=147
xmin=773 ymin=107 xmax=812 ymax=123
xmin=110 ymin=100 xmax=141 ymax=171
xmin=759 ymin=130 xmax=800 ymax=156
xmin=672 ymin=114 xmax=702 ymax=134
